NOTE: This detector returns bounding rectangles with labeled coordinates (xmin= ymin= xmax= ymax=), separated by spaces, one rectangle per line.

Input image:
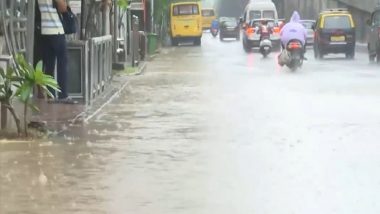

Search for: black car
xmin=313 ymin=9 xmax=356 ymax=59
xmin=367 ymin=6 xmax=380 ymax=62
xmin=219 ymin=18 xmax=240 ymax=41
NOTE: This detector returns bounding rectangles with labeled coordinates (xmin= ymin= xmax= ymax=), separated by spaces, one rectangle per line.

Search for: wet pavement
xmin=1 ymin=34 xmax=380 ymax=214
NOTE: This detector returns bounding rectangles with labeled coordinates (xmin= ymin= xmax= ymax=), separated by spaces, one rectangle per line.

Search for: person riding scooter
xmin=256 ymin=19 xmax=273 ymax=41
xmin=278 ymin=11 xmax=308 ymax=68
xmin=257 ymin=20 xmax=274 ymax=57
xmin=210 ymin=19 xmax=219 ymax=37
xmin=280 ymin=11 xmax=307 ymax=53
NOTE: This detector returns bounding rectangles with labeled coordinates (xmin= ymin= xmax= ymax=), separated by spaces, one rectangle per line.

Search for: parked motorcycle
xmin=210 ymin=28 xmax=219 ymax=37
xmin=279 ymin=39 xmax=304 ymax=71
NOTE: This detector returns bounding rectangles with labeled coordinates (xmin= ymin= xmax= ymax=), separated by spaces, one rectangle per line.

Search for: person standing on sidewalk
xmin=37 ymin=0 xmax=76 ymax=104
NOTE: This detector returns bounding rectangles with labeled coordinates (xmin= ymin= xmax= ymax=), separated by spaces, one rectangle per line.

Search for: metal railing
xmin=0 ymin=0 xmax=34 ymax=130
xmin=0 ymin=55 xmax=12 ymax=130
xmin=88 ymin=35 xmax=113 ymax=104
xmin=0 ymin=0 xmax=34 ymax=63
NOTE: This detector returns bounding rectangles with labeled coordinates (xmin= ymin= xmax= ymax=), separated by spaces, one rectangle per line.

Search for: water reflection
xmin=2 ymin=36 xmax=380 ymax=214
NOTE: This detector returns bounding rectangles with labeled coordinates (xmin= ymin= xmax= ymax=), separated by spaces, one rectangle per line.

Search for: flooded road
xmin=1 ymin=34 xmax=380 ymax=214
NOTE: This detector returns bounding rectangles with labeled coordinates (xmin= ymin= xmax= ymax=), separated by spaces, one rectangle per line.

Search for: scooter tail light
xmin=273 ymin=27 xmax=280 ymax=33
xmin=288 ymin=42 xmax=302 ymax=49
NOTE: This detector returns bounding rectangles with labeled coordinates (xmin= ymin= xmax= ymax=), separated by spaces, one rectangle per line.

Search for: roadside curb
xmin=147 ymin=47 xmax=161 ymax=61
xmin=148 ymin=54 xmax=158 ymax=61
xmin=134 ymin=61 xmax=147 ymax=75
xmin=71 ymin=61 xmax=148 ymax=124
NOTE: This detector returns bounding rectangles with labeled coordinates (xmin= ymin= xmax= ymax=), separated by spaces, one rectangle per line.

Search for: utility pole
xmin=151 ymin=0 xmax=154 ymax=32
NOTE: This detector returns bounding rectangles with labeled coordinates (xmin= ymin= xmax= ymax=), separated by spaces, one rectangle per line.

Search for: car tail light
xmin=288 ymin=41 xmax=302 ymax=49
xmin=246 ymin=27 xmax=255 ymax=35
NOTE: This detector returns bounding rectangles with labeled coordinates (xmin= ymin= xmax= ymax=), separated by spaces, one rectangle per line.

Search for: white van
xmin=241 ymin=0 xmax=278 ymax=25
xmin=241 ymin=0 xmax=280 ymax=50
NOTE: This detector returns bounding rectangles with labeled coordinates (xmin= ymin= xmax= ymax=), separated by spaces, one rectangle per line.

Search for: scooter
xmin=210 ymin=27 xmax=218 ymax=37
xmin=279 ymin=39 xmax=304 ymax=71
xmin=259 ymin=33 xmax=272 ymax=58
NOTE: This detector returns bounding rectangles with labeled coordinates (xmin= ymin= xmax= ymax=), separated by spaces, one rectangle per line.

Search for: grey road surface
xmin=1 ymin=34 xmax=380 ymax=214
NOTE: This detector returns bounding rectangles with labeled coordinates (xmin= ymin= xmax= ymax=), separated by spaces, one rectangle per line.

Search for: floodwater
xmin=1 ymin=35 xmax=380 ymax=214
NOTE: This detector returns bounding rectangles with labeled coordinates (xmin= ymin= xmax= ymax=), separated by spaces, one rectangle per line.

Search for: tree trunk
xmin=24 ymin=101 xmax=28 ymax=137
xmin=6 ymin=103 xmax=22 ymax=135
xmin=1 ymin=102 xmax=7 ymax=130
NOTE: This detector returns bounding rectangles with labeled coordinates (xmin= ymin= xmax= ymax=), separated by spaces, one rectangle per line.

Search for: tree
xmin=0 ymin=55 xmax=60 ymax=137
xmin=117 ymin=0 xmax=129 ymax=10
xmin=154 ymin=0 xmax=169 ymax=26
xmin=15 ymin=55 xmax=60 ymax=137
xmin=0 ymin=66 xmax=22 ymax=135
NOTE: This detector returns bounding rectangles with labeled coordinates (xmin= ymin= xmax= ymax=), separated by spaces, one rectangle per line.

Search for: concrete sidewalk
xmin=29 ymin=62 xmax=147 ymax=133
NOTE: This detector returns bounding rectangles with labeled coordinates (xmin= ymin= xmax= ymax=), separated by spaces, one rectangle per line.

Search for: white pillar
xmin=151 ymin=0 xmax=154 ymax=32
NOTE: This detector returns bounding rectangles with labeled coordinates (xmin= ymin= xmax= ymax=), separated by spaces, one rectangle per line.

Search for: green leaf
xmin=16 ymin=82 xmax=32 ymax=102
xmin=16 ymin=65 xmax=27 ymax=77
xmin=9 ymin=76 xmax=25 ymax=82
xmin=117 ymin=0 xmax=129 ymax=9
xmin=41 ymin=76 xmax=60 ymax=91
xmin=6 ymin=67 xmax=15 ymax=77
xmin=0 ymin=67 xmax=5 ymax=78
xmin=40 ymin=85 xmax=55 ymax=98
xmin=34 ymin=70 xmax=44 ymax=84
xmin=15 ymin=54 xmax=34 ymax=78
xmin=35 ymin=61 xmax=43 ymax=73
xmin=27 ymin=102 xmax=40 ymax=112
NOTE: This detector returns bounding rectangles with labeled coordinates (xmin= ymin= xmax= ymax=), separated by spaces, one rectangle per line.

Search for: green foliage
xmin=153 ymin=0 xmax=170 ymax=30
xmin=0 ymin=62 xmax=23 ymax=135
xmin=0 ymin=67 xmax=19 ymax=102
xmin=0 ymin=54 xmax=60 ymax=136
xmin=14 ymin=55 xmax=60 ymax=136
xmin=15 ymin=55 xmax=60 ymax=103
xmin=117 ymin=0 xmax=129 ymax=10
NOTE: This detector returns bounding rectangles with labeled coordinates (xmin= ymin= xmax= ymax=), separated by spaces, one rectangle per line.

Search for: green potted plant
xmin=0 ymin=54 xmax=60 ymax=137
xmin=0 ymin=66 xmax=22 ymax=135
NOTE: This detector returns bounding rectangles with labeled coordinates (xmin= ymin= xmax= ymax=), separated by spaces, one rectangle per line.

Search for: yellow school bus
xmin=169 ymin=1 xmax=203 ymax=46
xmin=201 ymin=8 xmax=216 ymax=29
